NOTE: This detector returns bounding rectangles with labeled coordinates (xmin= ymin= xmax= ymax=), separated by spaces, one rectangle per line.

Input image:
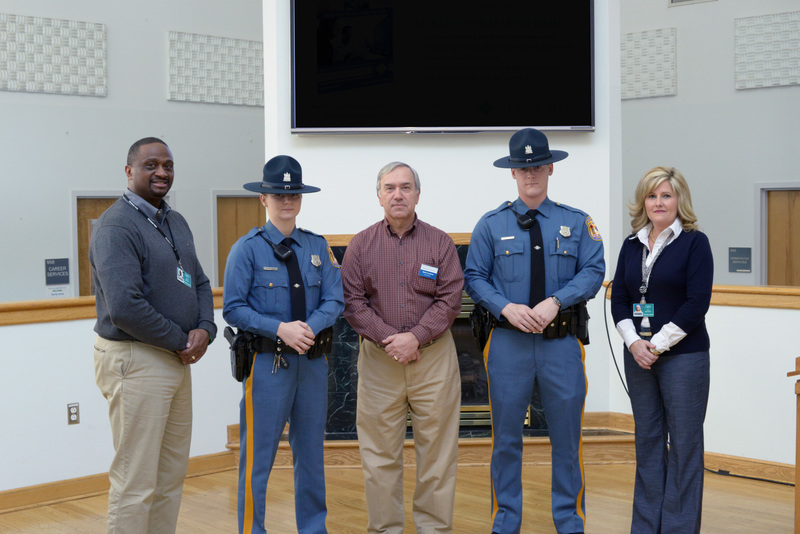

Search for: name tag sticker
xmin=177 ymin=267 xmax=192 ymax=288
xmin=419 ymin=263 xmax=438 ymax=280
xmin=633 ymin=303 xmax=654 ymax=317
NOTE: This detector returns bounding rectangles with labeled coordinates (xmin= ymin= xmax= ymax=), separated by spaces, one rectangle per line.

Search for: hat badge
xmin=283 ymin=172 xmax=291 ymax=182
xmin=525 ymin=145 xmax=533 ymax=155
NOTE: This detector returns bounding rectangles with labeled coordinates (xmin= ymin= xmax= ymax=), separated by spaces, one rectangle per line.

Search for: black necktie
xmin=282 ymin=238 xmax=306 ymax=322
xmin=527 ymin=209 xmax=546 ymax=307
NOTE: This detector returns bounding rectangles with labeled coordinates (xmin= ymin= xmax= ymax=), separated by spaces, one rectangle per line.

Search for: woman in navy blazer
xmin=611 ymin=167 xmax=713 ymax=534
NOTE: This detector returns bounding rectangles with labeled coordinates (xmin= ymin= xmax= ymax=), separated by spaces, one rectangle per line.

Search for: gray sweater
xmin=90 ymin=197 xmax=216 ymax=351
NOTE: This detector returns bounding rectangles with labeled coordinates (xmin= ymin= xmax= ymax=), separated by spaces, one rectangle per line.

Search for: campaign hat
xmin=493 ymin=128 xmax=569 ymax=169
xmin=243 ymin=155 xmax=321 ymax=194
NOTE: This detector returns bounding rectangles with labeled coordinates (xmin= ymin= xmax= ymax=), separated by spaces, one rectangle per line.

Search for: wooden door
xmin=217 ymin=196 xmax=265 ymax=287
xmin=77 ymin=197 xmax=118 ymax=296
xmin=767 ymin=190 xmax=800 ymax=286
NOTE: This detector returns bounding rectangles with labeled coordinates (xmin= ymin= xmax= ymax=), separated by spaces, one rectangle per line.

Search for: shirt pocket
xmin=550 ymin=238 xmax=579 ymax=284
xmin=304 ymin=268 xmax=322 ymax=303
xmin=410 ymin=261 xmax=438 ymax=296
xmin=253 ymin=269 xmax=289 ymax=312
xmin=493 ymin=239 xmax=525 ymax=283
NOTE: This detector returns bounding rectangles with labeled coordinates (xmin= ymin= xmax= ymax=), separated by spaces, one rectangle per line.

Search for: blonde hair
xmin=628 ymin=166 xmax=699 ymax=233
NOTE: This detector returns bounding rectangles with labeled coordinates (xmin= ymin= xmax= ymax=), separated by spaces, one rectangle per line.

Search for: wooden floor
xmin=0 ymin=463 xmax=792 ymax=533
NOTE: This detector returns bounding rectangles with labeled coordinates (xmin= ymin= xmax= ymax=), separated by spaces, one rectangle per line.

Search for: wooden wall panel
xmin=216 ymin=196 xmax=265 ymax=287
xmin=768 ymin=190 xmax=800 ymax=286
xmin=76 ymin=197 xmax=117 ymax=296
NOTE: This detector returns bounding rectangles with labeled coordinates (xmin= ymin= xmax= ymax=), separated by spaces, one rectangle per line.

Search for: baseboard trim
xmin=705 ymin=452 xmax=795 ymax=485
xmin=584 ymin=412 xmax=795 ymax=485
xmin=0 ymin=452 xmax=236 ymax=514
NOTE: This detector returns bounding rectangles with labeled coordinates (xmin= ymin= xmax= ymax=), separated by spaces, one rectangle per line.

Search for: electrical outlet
xmin=68 ymin=403 xmax=80 ymax=425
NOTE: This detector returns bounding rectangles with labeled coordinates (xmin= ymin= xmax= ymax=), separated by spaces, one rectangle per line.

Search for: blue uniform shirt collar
xmin=513 ymin=196 xmax=553 ymax=218
xmin=262 ymin=220 xmax=303 ymax=247
xmin=125 ymin=189 xmax=171 ymax=223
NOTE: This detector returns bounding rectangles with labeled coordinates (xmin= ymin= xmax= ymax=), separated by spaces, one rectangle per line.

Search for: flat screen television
xmin=291 ymin=1 xmax=594 ymax=134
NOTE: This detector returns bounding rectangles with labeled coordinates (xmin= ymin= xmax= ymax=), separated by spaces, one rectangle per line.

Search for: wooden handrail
xmin=2 ymin=284 xmax=798 ymax=327
xmin=2 ymin=231 xmax=799 ymax=326
xmin=602 ymin=281 xmax=800 ymax=310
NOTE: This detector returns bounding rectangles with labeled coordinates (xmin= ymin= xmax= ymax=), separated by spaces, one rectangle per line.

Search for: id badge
xmin=419 ymin=263 xmax=438 ymax=280
xmin=177 ymin=267 xmax=192 ymax=288
xmin=633 ymin=303 xmax=654 ymax=317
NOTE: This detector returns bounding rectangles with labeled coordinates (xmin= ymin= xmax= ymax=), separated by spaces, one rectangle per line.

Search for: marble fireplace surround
xmin=324 ymin=234 xmax=546 ymax=440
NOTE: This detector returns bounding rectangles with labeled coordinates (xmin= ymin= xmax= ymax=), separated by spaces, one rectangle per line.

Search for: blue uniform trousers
xmin=624 ymin=349 xmax=709 ymax=534
xmin=486 ymin=329 xmax=587 ymax=534
xmin=238 ymin=351 xmax=329 ymax=534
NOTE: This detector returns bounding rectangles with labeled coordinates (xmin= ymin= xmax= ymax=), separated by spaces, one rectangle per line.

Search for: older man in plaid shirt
xmin=341 ymin=161 xmax=464 ymax=534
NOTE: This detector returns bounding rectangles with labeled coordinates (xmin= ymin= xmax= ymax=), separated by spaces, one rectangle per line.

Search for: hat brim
xmin=493 ymin=150 xmax=569 ymax=169
xmin=243 ymin=182 xmax=321 ymax=194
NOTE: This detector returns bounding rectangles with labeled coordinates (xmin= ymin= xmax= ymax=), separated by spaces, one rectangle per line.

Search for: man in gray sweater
xmin=90 ymin=137 xmax=216 ymax=534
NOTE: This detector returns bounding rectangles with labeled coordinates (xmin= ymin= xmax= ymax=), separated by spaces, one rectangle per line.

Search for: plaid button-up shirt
xmin=341 ymin=217 xmax=463 ymax=346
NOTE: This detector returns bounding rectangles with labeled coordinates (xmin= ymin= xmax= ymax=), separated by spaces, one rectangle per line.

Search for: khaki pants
xmin=94 ymin=336 xmax=192 ymax=534
xmin=356 ymin=331 xmax=461 ymax=534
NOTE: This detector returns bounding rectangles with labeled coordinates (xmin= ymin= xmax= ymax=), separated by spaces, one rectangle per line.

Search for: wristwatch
xmin=551 ymin=295 xmax=562 ymax=308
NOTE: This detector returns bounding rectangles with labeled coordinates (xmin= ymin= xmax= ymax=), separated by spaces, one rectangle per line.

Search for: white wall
xmin=619 ymin=0 xmax=800 ymax=286
xmin=704 ymin=306 xmax=799 ymax=463
xmin=0 ymin=0 xmax=265 ymax=302
xmin=0 ymin=311 xmax=239 ymax=491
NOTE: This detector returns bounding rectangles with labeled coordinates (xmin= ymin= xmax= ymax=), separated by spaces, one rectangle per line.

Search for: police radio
xmin=259 ymin=233 xmax=294 ymax=262
xmin=514 ymin=211 xmax=535 ymax=230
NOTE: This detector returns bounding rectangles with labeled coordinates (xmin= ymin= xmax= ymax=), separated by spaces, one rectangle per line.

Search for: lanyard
xmin=639 ymin=229 xmax=674 ymax=304
xmin=122 ymin=194 xmax=183 ymax=269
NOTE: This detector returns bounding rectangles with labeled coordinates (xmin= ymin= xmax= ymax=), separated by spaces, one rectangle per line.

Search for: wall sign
xmin=728 ymin=247 xmax=752 ymax=273
xmin=45 ymin=258 xmax=70 ymax=298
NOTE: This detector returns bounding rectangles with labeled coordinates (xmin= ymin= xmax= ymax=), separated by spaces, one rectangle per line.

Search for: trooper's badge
xmin=311 ymin=255 xmax=321 ymax=267
xmin=560 ymin=226 xmax=571 ymax=238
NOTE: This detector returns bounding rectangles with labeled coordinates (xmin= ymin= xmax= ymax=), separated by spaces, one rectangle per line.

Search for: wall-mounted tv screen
xmin=291 ymin=0 xmax=594 ymax=134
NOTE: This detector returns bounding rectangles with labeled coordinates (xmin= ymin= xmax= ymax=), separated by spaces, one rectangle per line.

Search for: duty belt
xmin=251 ymin=326 xmax=334 ymax=360
xmin=495 ymin=307 xmax=575 ymax=339
xmin=252 ymin=336 xmax=301 ymax=355
xmin=470 ymin=301 xmax=590 ymax=349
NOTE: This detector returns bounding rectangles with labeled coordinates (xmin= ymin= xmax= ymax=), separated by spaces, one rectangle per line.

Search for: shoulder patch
xmin=585 ymin=216 xmax=602 ymax=241
xmin=327 ymin=244 xmax=341 ymax=269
